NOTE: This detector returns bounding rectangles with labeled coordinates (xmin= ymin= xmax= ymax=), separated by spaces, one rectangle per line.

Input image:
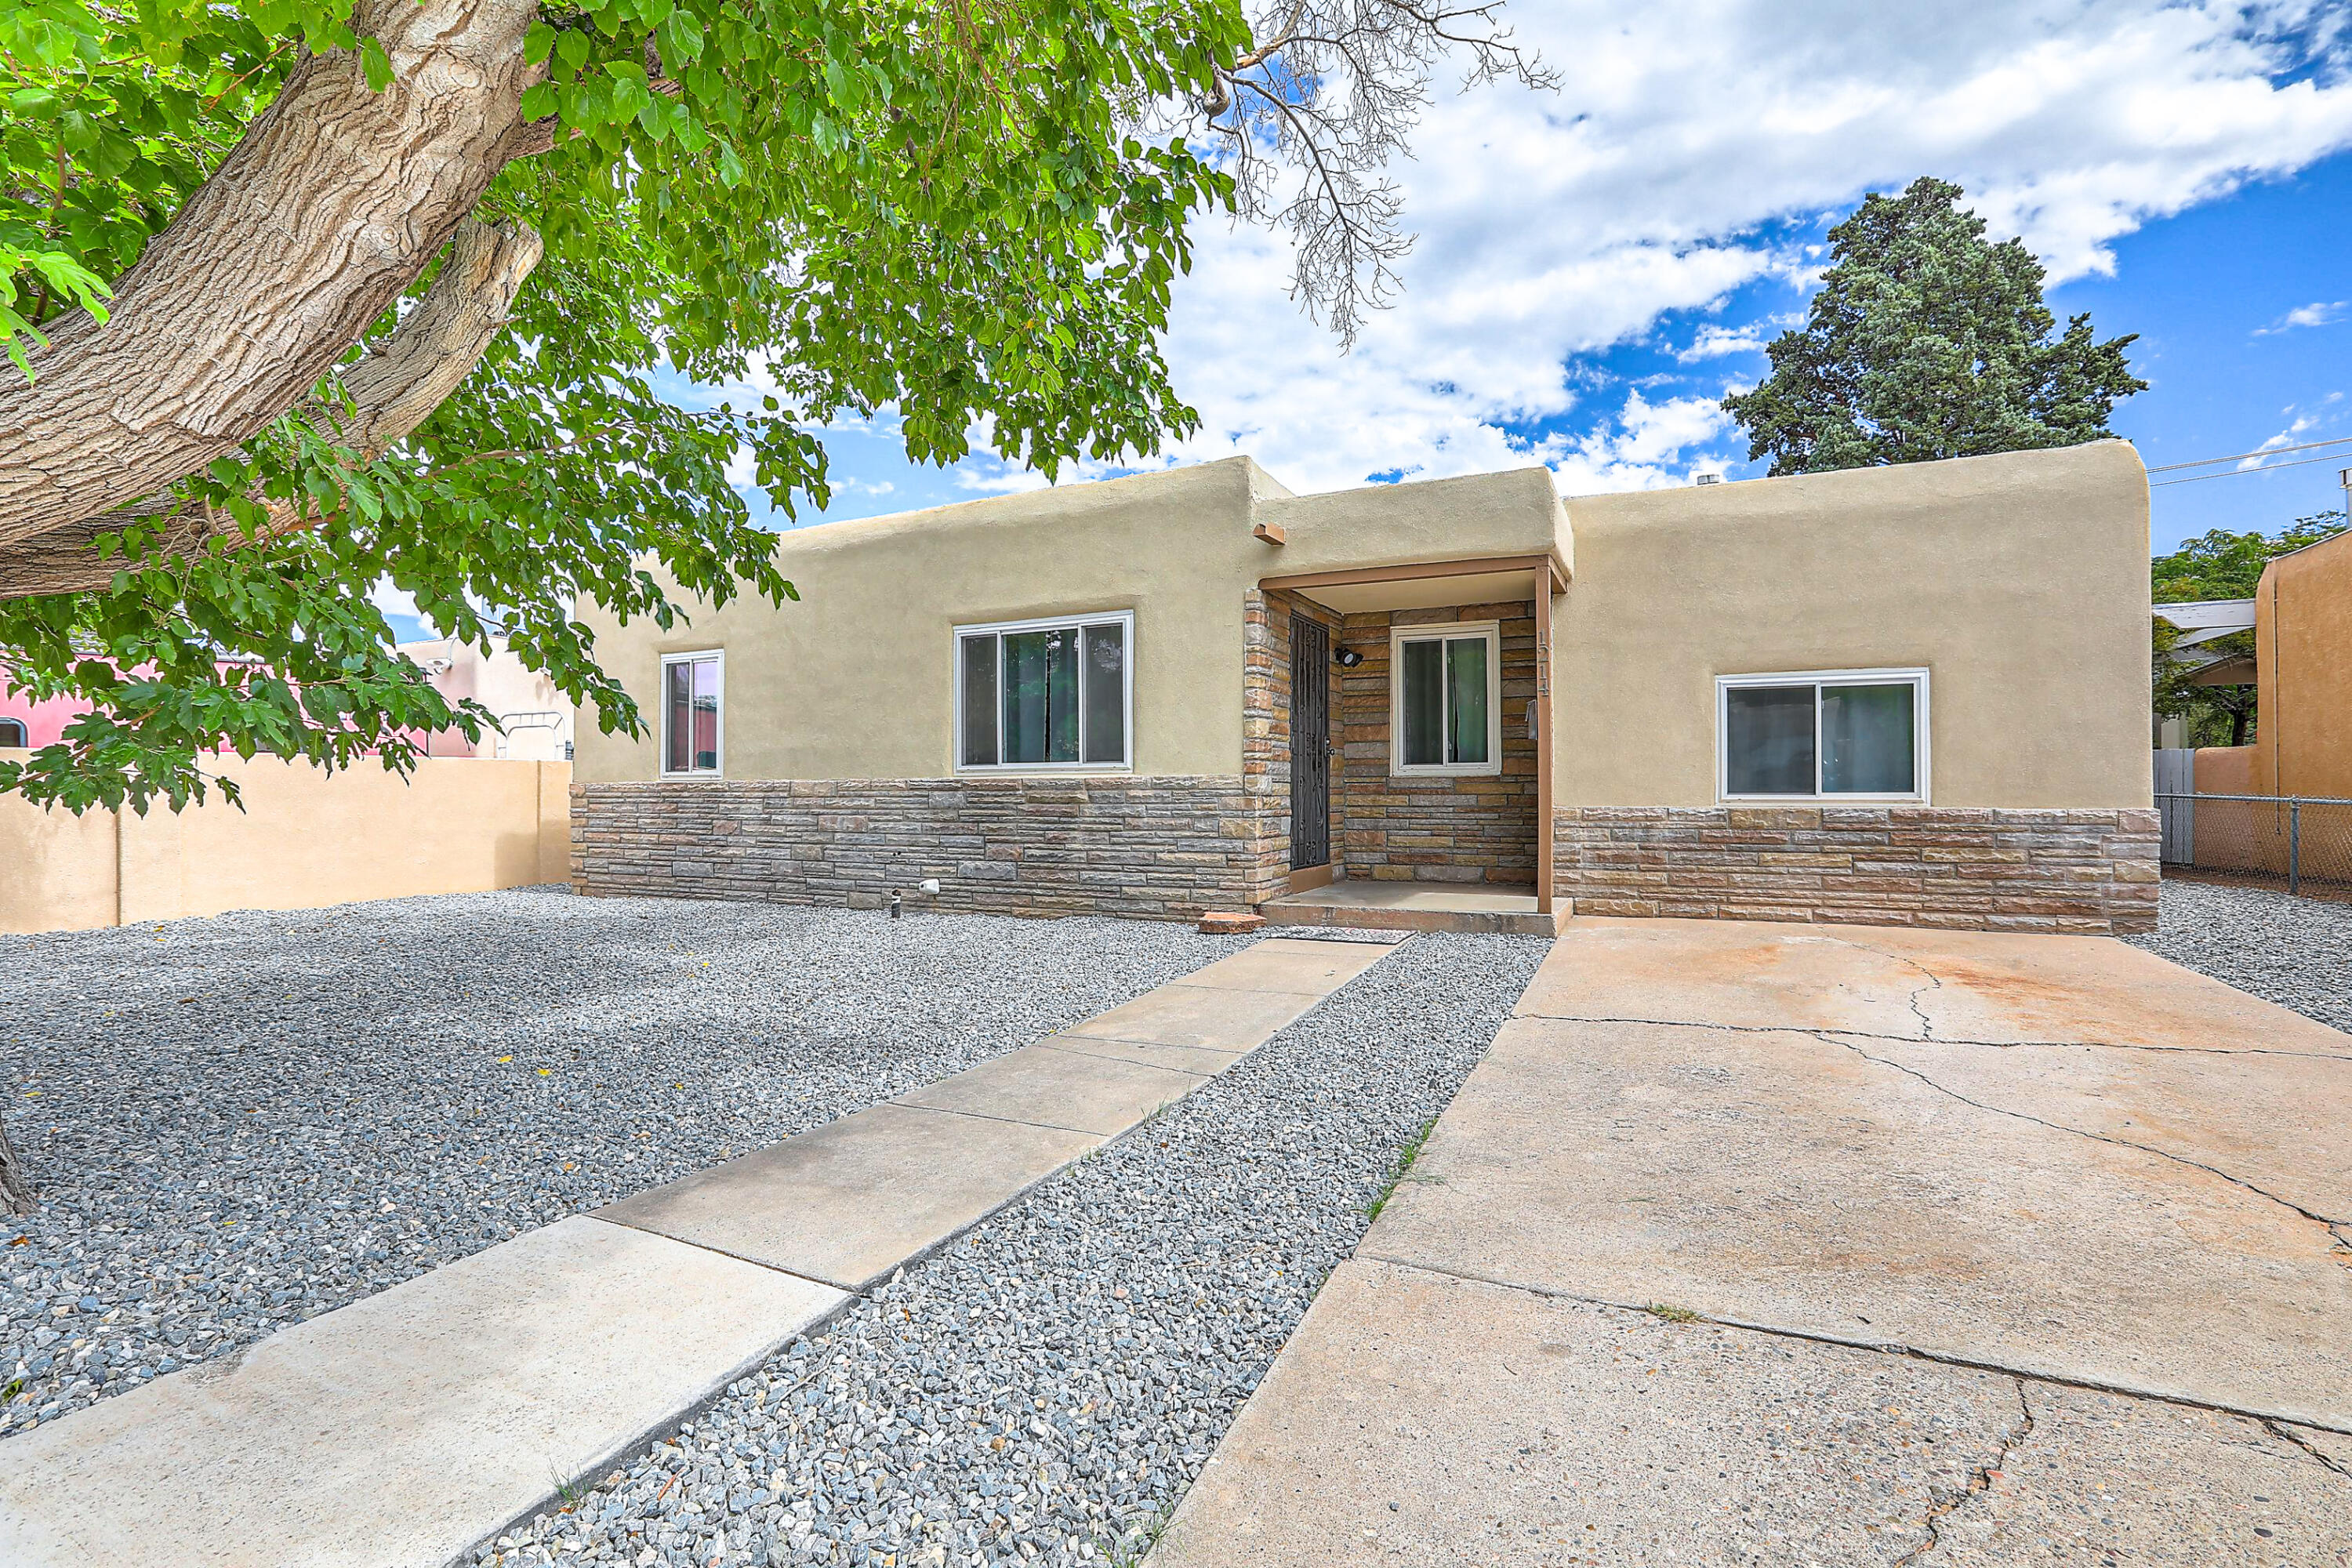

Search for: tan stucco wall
xmin=1550 ymin=441 xmax=2152 ymax=808
xmin=572 ymin=458 xmax=1570 ymax=783
xmin=2252 ymin=528 xmax=2352 ymax=800
xmin=0 ymin=755 xmax=571 ymax=934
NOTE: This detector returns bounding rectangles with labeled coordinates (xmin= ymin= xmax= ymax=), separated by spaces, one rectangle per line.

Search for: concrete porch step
xmin=1259 ymin=881 xmax=1561 ymax=937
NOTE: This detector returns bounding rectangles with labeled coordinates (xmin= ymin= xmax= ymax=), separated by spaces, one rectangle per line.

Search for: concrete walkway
xmin=1151 ymin=917 xmax=2352 ymax=1566
xmin=0 ymin=935 xmax=1399 ymax=1566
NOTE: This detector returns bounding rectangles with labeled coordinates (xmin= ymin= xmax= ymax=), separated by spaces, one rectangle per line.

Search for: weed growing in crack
xmin=1367 ymin=1116 xmax=1438 ymax=1221
xmin=1643 ymin=1303 xmax=1700 ymax=1324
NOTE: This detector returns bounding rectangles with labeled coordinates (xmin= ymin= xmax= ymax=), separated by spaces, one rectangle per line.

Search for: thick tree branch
xmin=0 ymin=219 xmax=544 ymax=601
xmin=0 ymin=0 xmax=544 ymax=545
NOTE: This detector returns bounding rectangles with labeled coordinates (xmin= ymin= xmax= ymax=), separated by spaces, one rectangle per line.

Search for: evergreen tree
xmin=1723 ymin=177 xmax=2144 ymax=474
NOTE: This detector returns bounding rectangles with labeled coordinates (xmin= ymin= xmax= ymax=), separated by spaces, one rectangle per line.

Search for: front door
xmin=1289 ymin=615 xmax=1330 ymax=869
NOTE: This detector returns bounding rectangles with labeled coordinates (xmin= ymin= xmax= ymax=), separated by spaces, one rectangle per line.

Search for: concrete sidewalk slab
xmin=1177 ymin=935 xmax=1401 ymax=994
xmin=600 ymin=1102 xmax=1098 ymax=1290
xmin=1034 ymin=1033 xmax=1243 ymax=1077
xmin=1058 ymin=982 xmax=1327 ymax=1051
xmin=1870 ymin=1035 xmax=2352 ymax=1221
xmin=0 ymin=1217 xmax=842 ymax=1568
xmin=1152 ymin=1261 xmax=2352 ymax=1568
xmin=1522 ymin=916 xmax=2352 ymax=1056
xmin=1926 ymin=1382 xmax=2352 ymax=1566
xmin=1150 ymin=1258 xmax=2028 ymax=1568
xmin=1362 ymin=1014 xmax=2352 ymax=1428
xmin=897 ymin=1042 xmax=1204 ymax=1135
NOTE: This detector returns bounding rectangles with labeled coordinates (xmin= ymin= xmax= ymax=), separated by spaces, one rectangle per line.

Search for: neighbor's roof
xmin=2153 ymin=599 xmax=2256 ymax=648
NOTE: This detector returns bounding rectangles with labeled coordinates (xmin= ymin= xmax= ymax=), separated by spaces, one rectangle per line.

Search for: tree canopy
xmin=1722 ymin=176 xmax=2145 ymax=476
xmin=0 ymin=0 xmax=1547 ymax=818
xmin=1 ymin=0 xmax=1261 ymax=813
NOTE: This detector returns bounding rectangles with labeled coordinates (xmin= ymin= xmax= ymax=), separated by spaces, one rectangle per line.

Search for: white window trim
xmin=1715 ymin=667 xmax=1930 ymax=804
xmin=1389 ymin=620 xmax=1504 ymax=778
xmin=953 ymin=610 xmax=1136 ymax=775
xmin=659 ymin=649 xmax=725 ymax=779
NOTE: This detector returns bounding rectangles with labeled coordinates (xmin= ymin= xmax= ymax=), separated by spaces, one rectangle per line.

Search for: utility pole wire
xmin=2145 ymin=433 xmax=2352 ymax=473
xmin=2150 ymin=450 xmax=2352 ymax=487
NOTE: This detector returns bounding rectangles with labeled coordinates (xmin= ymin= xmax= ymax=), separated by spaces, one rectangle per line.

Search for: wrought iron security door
xmin=1289 ymin=616 xmax=1331 ymax=869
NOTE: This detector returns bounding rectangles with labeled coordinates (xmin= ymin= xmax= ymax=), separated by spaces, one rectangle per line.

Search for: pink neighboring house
xmin=0 ymin=688 xmax=91 ymax=750
xmin=2 ymin=639 xmax=572 ymax=758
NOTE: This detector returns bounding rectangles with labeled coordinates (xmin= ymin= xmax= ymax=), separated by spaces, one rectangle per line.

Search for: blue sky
xmin=717 ymin=2 xmax=2352 ymax=566
xmin=389 ymin=2 xmax=2352 ymax=644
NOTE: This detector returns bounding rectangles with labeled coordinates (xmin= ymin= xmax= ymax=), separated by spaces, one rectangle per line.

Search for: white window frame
xmin=659 ymin=649 xmax=725 ymax=779
xmin=1389 ymin=620 xmax=1504 ymax=778
xmin=0 ymin=717 xmax=24 ymax=748
xmin=1715 ymin=667 xmax=1930 ymax=804
xmin=953 ymin=610 xmax=1135 ymax=774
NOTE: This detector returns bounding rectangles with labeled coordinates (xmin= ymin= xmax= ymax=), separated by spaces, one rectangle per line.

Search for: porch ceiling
xmin=1260 ymin=553 xmax=1565 ymax=615
xmin=1290 ymin=567 xmax=1537 ymax=614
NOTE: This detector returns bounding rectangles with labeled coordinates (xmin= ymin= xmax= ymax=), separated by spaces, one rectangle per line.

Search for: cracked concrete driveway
xmin=1150 ymin=917 xmax=2352 ymax=1566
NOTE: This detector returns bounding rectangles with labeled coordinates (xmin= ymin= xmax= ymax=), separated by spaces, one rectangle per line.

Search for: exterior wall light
xmin=1334 ymin=648 xmax=1364 ymax=669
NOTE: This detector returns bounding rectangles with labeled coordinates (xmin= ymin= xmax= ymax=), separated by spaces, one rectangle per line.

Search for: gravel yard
xmin=2126 ymin=878 xmax=2352 ymax=1032
xmin=0 ymin=890 xmax=1254 ymax=1433
xmin=472 ymin=931 xmax=1548 ymax=1568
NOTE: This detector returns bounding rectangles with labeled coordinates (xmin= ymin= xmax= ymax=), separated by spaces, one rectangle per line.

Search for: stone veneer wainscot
xmin=1552 ymin=806 xmax=2161 ymax=935
xmin=572 ymin=777 xmax=1283 ymax=921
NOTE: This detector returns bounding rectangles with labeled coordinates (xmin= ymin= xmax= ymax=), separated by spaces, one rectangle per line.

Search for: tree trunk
xmin=0 ymin=218 xmax=544 ymax=601
xmin=0 ymin=1114 xmax=33 ymax=1218
xmin=0 ymin=0 xmax=545 ymax=546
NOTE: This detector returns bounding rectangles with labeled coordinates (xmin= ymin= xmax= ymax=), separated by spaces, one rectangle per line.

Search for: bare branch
xmin=1141 ymin=0 xmax=1555 ymax=346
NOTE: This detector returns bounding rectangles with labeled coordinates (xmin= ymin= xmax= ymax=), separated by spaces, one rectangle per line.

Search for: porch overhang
xmin=1257 ymin=551 xmax=1570 ymax=614
xmin=1257 ymin=550 xmax=1566 ymax=920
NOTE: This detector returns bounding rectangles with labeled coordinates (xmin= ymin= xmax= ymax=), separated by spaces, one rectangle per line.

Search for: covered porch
xmin=1249 ymin=550 xmax=1568 ymax=935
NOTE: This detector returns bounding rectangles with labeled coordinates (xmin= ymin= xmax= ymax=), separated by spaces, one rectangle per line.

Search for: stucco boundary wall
xmin=571 ymin=777 xmax=1285 ymax=921
xmin=1555 ymin=806 xmax=2161 ymax=935
xmin=0 ymin=756 xmax=572 ymax=935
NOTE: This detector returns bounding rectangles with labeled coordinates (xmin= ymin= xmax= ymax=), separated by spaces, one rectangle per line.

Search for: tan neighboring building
xmin=571 ymin=441 xmax=2158 ymax=934
xmin=2248 ymin=526 xmax=2352 ymax=800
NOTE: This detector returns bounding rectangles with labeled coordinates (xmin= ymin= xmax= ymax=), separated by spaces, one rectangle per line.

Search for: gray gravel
xmin=474 ymin=930 xmax=1548 ymax=1568
xmin=2125 ymin=879 xmax=2352 ymax=1032
xmin=0 ymin=890 xmax=1254 ymax=1434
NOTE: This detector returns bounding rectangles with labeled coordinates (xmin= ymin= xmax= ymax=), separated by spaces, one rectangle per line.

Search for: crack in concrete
xmin=1817 ymin=1032 xmax=2352 ymax=1240
xmin=2263 ymin=1418 xmax=2352 ymax=1480
xmin=1818 ymin=934 xmax=1946 ymax=1043
xmin=1512 ymin=1009 xmax=2352 ymax=1064
xmin=1348 ymin=1252 xmax=2352 ymax=1438
xmin=1893 ymin=1377 xmax=2034 ymax=1566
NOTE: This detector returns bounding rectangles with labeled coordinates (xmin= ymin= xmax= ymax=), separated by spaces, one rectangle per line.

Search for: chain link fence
xmin=2155 ymin=793 xmax=2352 ymax=901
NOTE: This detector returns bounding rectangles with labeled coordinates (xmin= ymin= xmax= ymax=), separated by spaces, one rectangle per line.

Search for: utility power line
xmin=2145 ymin=433 xmax=2352 ymax=473
xmin=2150 ymin=450 xmax=2352 ymax=488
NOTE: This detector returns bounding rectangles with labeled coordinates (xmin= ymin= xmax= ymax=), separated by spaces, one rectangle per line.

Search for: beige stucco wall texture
xmin=577 ymin=445 xmax=2147 ymax=814
xmin=571 ymin=458 xmax=1570 ymax=784
xmin=1552 ymin=441 xmax=2152 ymax=809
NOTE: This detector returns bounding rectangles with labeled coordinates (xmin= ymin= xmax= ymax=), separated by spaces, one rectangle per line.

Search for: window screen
xmin=1394 ymin=626 xmax=1500 ymax=772
xmin=956 ymin=615 xmax=1131 ymax=769
xmin=1721 ymin=674 xmax=1923 ymax=798
xmin=662 ymin=655 xmax=722 ymax=775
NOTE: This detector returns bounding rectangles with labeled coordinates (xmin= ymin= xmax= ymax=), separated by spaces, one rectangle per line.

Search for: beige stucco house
xmin=571 ymin=441 xmax=2158 ymax=935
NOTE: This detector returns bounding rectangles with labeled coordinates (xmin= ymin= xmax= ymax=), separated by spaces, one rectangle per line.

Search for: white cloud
xmin=741 ymin=1 xmax=2352 ymax=510
xmin=2256 ymin=299 xmax=2348 ymax=334
xmin=1109 ymin=0 xmax=2352 ymax=497
xmin=1679 ymin=324 xmax=1771 ymax=361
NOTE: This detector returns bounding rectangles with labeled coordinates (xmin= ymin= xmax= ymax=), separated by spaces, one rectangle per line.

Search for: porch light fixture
xmin=1334 ymin=647 xmax=1363 ymax=668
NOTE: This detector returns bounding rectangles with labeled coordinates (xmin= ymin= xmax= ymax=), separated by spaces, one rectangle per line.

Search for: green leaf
xmin=360 ymin=36 xmax=393 ymax=93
